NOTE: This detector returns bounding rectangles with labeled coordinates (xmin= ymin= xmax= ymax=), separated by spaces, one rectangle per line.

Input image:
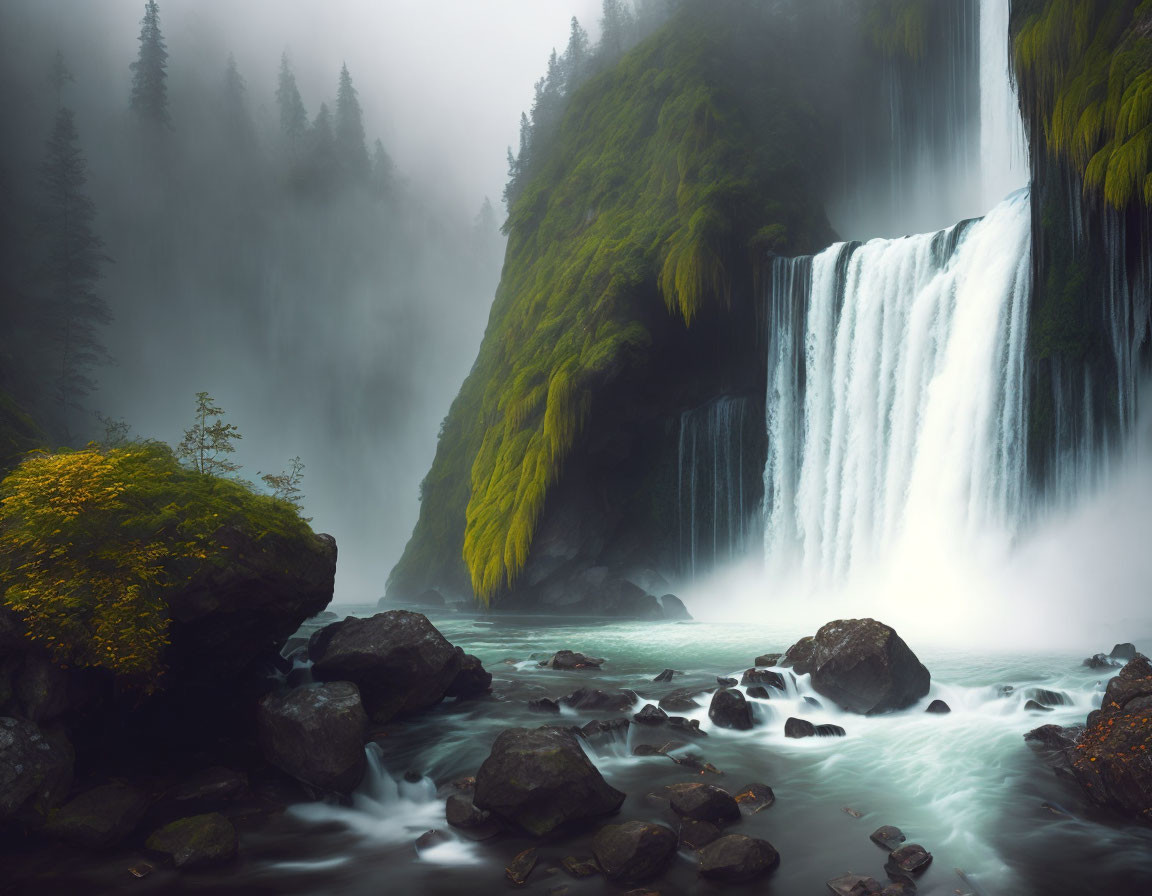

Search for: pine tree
xmin=129 ymin=1 xmax=170 ymax=127
xmin=371 ymin=138 xmax=394 ymax=195
xmin=531 ymin=50 xmax=565 ymax=138
xmin=221 ymin=54 xmax=254 ymax=149
xmin=47 ymin=51 xmax=74 ymax=108
xmin=335 ymin=63 xmax=369 ymax=178
xmin=562 ymin=17 xmax=591 ymax=93
xmin=302 ymin=101 xmax=338 ymax=193
xmin=177 ymin=392 xmax=241 ymax=476
xmin=276 ymin=53 xmax=308 ymax=157
xmin=38 ymin=108 xmax=112 ymax=437
xmin=599 ymin=0 xmax=636 ymax=62
xmin=503 ymin=112 xmax=533 ymax=209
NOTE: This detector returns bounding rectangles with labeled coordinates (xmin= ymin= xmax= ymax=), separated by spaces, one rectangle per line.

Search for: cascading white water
xmin=979 ymin=0 xmax=1029 ymax=208
xmin=763 ymin=191 xmax=1032 ymax=590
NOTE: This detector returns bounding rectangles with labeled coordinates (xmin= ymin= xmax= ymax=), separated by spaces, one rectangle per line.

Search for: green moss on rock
xmin=145 ymin=812 xmax=237 ymax=868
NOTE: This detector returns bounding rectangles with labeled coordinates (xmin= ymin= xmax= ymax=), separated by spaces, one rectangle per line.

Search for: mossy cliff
xmin=388 ymin=1 xmax=833 ymax=608
xmin=1011 ymin=0 xmax=1152 ymax=485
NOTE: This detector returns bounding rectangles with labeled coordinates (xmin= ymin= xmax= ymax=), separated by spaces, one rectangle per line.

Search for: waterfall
xmin=761 ymin=191 xmax=1032 ymax=589
xmin=678 ymin=396 xmax=756 ymax=579
xmin=979 ymin=0 xmax=1028 ymax=208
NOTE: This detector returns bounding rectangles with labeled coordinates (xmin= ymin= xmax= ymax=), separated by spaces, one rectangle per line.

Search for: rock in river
xmin=709 ymin=689 xmax=753 ymax=730
xmin=663 ymin=782 xmax=740 ymax=825
xmin=698 ymin=833 xmax=780 ymax=883
xmin=474 ymin=726 xmax=625 ymax=836
xmin=783 ymin=619 xmax=930 ymax=714
xmin=309 ymin=610 xmax=462 ymax=723
xmin=591 ymin=820 xmax=677 ymax=883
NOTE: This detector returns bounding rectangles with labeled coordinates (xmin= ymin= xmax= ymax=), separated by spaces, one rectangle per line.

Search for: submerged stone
xmin=591 ymin=820 xmax=677 ymax=883
xmin=698 ymin=833 xmax=780 ymax=882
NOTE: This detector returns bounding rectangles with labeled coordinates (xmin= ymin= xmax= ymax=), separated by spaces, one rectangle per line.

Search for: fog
xmin=0 ymin=1 xmax=607 ymax=604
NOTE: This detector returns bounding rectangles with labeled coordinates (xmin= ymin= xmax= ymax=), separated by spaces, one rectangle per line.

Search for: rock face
xmin=42 ymin=782 xmax=149 ymax=847
xmin=473 ymin=727 xmax=625 ymax=836
xmin=145 ymin=813 xmax=237 ymax=868
xmin=698 ymin=833 xmax=780 ymax=882
xmin=709 ymin=689 xmax=754 ymax=730
xmin=1111 ymin=643 xmax=1138 ymax=661
xmin=1061 ymin=653 xmax=1152 ymax=822
xmin=309 ymin=611 xmax=463 ymax=723
xmin=659 ymin=594 xmax=692 ymax=620
xmin=0 ymin=717 xmax=73 ymax=826
xmin=591 ymin=820 xmax=677 ymax=883
xmin=257 ymin=682 xmax=367 ymax=794
xmin=784 ymin=619 xmax=929 ymax=714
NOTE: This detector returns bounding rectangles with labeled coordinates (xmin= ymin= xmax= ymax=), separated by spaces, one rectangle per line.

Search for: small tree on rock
xmin=261 ymin=456 xmax=305 ymax=509
xmin=177 ymin=391 xmax=241 ymax=475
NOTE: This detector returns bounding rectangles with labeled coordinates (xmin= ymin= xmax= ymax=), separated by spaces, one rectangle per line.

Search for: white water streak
xmin=979 ymin=0 xmax=1029 ymax=208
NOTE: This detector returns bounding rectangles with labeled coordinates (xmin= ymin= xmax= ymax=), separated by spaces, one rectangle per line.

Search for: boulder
xmin=663 ymin=782 xmax=740 ymax=825
xmin=1024 ymin=700 xmax=1052 ymax=712
xmin=925 ymin=699 xmax=950 ymax=714
xmin=785 ymin=717 xmax=816 ymax=739
xmin=746 ymin=686 xmax=771 ymax=699
xmin=678 ymin=818 xmax=721 ymax=849
xmin=1027 ymin=688 xmax=1070 ymax=707
xmin=741 ymin=668 xmax=785 ymax=690
xmin=13 ymin=653 xmax=71 ymax=723
xmin=445 ymin=794 xmax=501 ymax=840
xmin=257 ymin=682 xmax=367 ymax=794
xmin=716 ymin=676 xmax=738 ymax=686
xmin=591 ymin=820 xmax=677 ymax=883
xmin=634 ymin=704 xmax=668 ymax=726
xmin=0 ymin=717 xmax=73 ymax=826
xmin=309 ymin=610 xmax=462 ymax=723
xmin=658 ymin=594 xmax=692 ymax=620
xmin=709 ymin=689 xmax=753 ymax=730
xmin=42 ymin=782 xmax=149 ymax=847
xmin=560 ymin=855 xmax=601 ymax=878
xmin=505 ymin=847 xmax=537 ymax=885
xmin=733 ymin=783 xmax=775 ymax=814
xmin=1084 ymin=653 xmax=1121 ymax=669
xmin=659 ymin=688 xmax=704 ymax=712
xmin=529 ymin=697 xmax=561 ymax=714
xmin=414 ymin=828 xmax=451 ymax=851
xmin=827 ymin=873 xmax=885 ymax=895
xmin=1061 ymin=653 xmax=1152 ymax=822
xmin=540 ymin=650 xmax=605 ymax=670
xmin=167 ymin=767 xmax=247 ymax=813
xmin=870 ymin=825 xmax=906 ymax=850
xmin=887 ymin=843 xmax=932 ymax=874
xmin=787 ymin=619 xmax=930 ymax=714
xmin=781 ymin=636 xmax=816 ymax=674
xmin=580 ymin=718 xmax=631 ymax=750
xmin=446 ymin=654 xmax=492 ymax=699
xmin=473 ymin=727 xmax=625 ymax=836
xmin=562 ymin=688 xmax=637 ymax=712
xmin=755 ymin=653 xmax=782 ymax=667
xmin=815 ymin=724 xmax=847 ymax=737
xmin=698 ymin=834 xmax=780 ymax=883
xmin=804 ymin=696 xmax=823 ymax=708
xmin=1110 ymin=643 xmax=1138 ymax=661
xmin=145 ymin=813 xmax=237 ymax=868
xmin=653 ymin=669 xmax=678 ymax=682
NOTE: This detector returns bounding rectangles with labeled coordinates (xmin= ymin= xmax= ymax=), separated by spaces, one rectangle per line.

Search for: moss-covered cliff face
xmin=1011 ymin=0 xmax=1152 ymax=485
xmin=387 ymin=0 xmax=834 ymax=607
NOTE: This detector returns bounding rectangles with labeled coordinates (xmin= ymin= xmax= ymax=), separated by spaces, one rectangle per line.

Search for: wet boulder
xmin=663 ymin=782 xmax=740 ymax=825
xmin=815 ymin=723 xmax=847 ymax=737
xmin=787 ymin=619 xmax=930 ymax=714
xmin=925 ymin=699 xmax=950 ymax=714
xmin=1024 ymin=700 xmax=1053 ymax=712
xmin=733 ymin=783 xmax=775 ymax=814
xmin=659 ymin=688 xmax=704 ymax=713
xmin=679 ymin=818 xmax=721 ymax=849
xmin=540 ymin=650 xmax=605 ymax=670
xmin=709 ymin=689 xmax=753 ymax=730
xmin=887 ymin=843 xmax=932 ymax=875
xmin=581 ymin=718 xmax=631 ymax=750
xmin=870 ymin=825 xmax=906 ymax=850
xmin=257 ymin=682 xmax=367 ymax=794
xmin=741 ymin=668 xmax=785 ymax=690
xmin=1083 ymin=653 xmax=1121 ymax=669
xmin=634 ymin=704 xmax=668 ymax=726
xmin=746 ymin=686 xmax=771 ymax=699
xmin=309 ymin=610 xmax=463 ymax=723
xmin=653 ymin=669 xmax=678 ymax=682
xmin=473 ymin=726 xmax=625 ymax=836
xmin=828 ymin=873 xmax=885 ymax=895
xmin=42 ymin=782 xmax=149 ymax=848
xmin=785 ymin=717 xmax=816 ymax=739
xmin=562 ymin=687 xmax=637 ymax=712
xmin=446 ymin=654 xmax=492 ymax=699
xmin=755 ymin=653 xmax=782 ymax=667
xmin=145 ymin=813 xmax=237 ymax=868
xmin=1110 ymin=643 xmax=1138 ymax=662
xmin=591 ymin=820 xmax=677 ymax=884
xmin=716 ymin=676 xmax=738 ymax=687
xmin=1028 ymin=688 xmax=1070 ymax=707
xmin=0 ymin=717 xmax=73 ymax=826
xmin=781 ymin=636 xmax=816 ymax=674
xmin=698 ymin=833 xmax=780 ymax=883
xmin=1061 ymin=653 xmax=1152 ymax=822
xmin=528 ymin=697 xmax=561 ymax=714
xmin=445 ymin=793 xmax=501 ymax=840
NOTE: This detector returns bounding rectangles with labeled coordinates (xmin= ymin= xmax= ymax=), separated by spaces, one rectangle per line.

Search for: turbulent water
xmin=762 ymin=192 xmax=1032 ymax=590
xmin=129 ymin=612 xmax=1152 ymax=896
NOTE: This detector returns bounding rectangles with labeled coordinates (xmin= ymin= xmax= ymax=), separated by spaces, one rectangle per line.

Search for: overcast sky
xmin=7 ymin=0 xmax=605 ymax=210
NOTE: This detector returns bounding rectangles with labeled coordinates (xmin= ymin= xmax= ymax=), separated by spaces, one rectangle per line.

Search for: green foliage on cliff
xmin=389 ymin=0 xmax=829 ymax=604
xmin=0 ymin=442 xmax=312 ymax=683
xmin=1014 ymin=0 xmax=1152 ymax=207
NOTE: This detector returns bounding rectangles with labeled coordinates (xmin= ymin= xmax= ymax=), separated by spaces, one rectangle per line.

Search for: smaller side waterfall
xmin=979 ymin=0 xmax=1028 ymax=209
xmin=678 ymin=396 xmax=756 ymax=579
